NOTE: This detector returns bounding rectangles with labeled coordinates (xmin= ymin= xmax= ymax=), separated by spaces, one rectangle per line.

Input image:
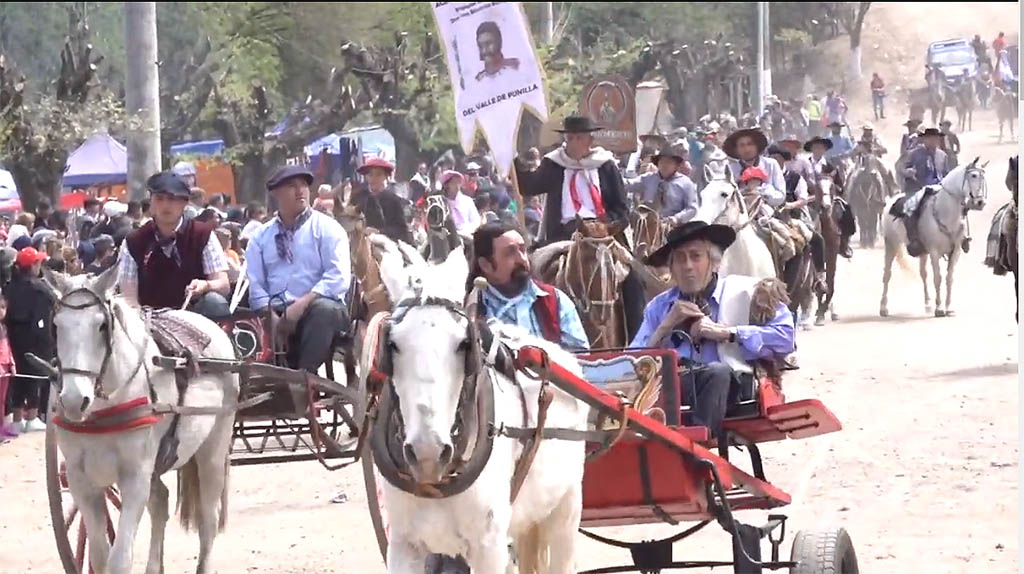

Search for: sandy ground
xmin=0 ymin=5 xmax=1020 ymax=573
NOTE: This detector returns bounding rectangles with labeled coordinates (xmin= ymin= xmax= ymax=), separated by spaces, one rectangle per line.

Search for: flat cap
xmin=266 ymin=165 xmax=314 ymax=191
xmin=147 ymin=171 xmax=192 ymax=199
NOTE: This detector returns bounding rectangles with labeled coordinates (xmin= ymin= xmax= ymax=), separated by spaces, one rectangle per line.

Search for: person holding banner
xmin=513 ymin=115 xmax=645 ymax=340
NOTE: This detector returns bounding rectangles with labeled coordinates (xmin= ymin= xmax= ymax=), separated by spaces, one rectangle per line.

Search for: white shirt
xmin=560 ymin=169 xmax=601 ymax=223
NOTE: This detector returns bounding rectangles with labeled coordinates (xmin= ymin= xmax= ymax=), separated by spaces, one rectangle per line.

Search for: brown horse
xmin=812 ymin=174 xmax=842 ymax=326
xmin=530 ymin=220 xmax=641 ymax=350
xmin=629 ymin=203 xmax=666 ymax=261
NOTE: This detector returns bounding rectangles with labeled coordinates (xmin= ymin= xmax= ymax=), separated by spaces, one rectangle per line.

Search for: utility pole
xmin=124 ymin=2 xmax=161 ymax=200
xmin=542 ymin=2 xmax=554 ymax=45
xmin=755 ymin=1 xmax=764 ymax=114
xmin=763 ymin=2 xmax=772 ymax=99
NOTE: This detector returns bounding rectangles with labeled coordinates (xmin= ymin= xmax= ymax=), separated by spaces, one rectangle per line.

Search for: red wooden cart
xmin=363 ymin=343 xmax=856 ymax=573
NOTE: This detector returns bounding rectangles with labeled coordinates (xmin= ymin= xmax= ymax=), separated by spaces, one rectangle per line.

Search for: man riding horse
xmin=347 ymin=157 xmax=414 ymax=245
xmin=766 ymin=144 xmax=827 ymax=293
xmin=624 ymin=143 xmax=699 ymax=227
xmin=630 ymin=221 xmax=796 ymax=442
xmin=513 ymin=115 xmax=645 ymax=339
xmin=805 ymin=136 xmax=857 ymax=258
xmin=895 ymin=127 xmax=952 ymax=257
xmin=118 ymin=171 xmax=231 ymax=318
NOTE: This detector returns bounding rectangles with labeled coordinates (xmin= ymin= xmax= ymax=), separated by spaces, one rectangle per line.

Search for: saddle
xmin=144 ymin=308 xmax=212 ymax=359
xmin=889 ymin=187 xmax=938 ymax=219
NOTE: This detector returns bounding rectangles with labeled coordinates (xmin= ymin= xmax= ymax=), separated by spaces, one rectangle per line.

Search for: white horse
xmin=44 ymin=267 xmax=238 ymax=574
xmin=373 ymin=246 xmax=589 ymax=574
xmin=694 ymin=164 xmax=777 ymax=279
xmin=880 ymin=159 xmax=989 ymax=317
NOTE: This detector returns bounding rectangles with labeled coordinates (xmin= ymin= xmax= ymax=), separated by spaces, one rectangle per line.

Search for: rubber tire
xmin=789 ymin=526 xmax=859 ymax=574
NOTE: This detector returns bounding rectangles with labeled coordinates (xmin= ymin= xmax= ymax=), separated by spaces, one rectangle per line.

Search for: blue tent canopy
xmin=62 ymin=133 xmax=128 ymax=188
xmin=170 ymin=139 xmax=226 ymax=157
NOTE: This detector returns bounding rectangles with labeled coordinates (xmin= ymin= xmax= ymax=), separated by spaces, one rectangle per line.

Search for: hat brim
xmin=268 ymin=172 xmax=315 ymax=189
xmin=356 ymin=163 xmax=394 ymax=175
xmin=553 ymin=127 xmax=602 ymax=133
xmin=803 ymin=138 xmax=834 ymax=152
xmin=645 ymin=224 xmax=736 ymax=268
xmin=651 ymin=153 xmax=685 ymax=165
xmin=722 ymin=129 xmax=768 ymax=159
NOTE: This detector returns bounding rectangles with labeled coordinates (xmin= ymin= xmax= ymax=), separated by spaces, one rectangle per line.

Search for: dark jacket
xmin=348 ymin=185 xmax=413 ymax=245
xmin=125 ymin=219 xmax=215 ymax=309
xmin=514 ymin=154 xmax=629 ymax=244
xmin=4 ymin=271 xmax=56 ymax=362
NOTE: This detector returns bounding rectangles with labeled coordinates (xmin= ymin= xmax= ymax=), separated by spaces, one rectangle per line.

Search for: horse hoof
xmin=935 ymin=309 xmax=946 ymax=318
xmin=815 ymin=317 xmax=826 ymax=326
xmin=831 ymin=313 xmax=840 ymax=321
xmin=880 ymin=309 xmax=889 ymax=317
xmin=945 ymin=309 xmax=956 ymax=317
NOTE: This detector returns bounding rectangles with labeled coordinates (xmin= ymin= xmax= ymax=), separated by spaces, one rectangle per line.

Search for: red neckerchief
xmin=568 ymin=170 xmax=606 ymax=218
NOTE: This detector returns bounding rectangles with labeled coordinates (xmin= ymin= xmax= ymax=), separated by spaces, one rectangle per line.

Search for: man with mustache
xmin=245 ymin=165 xmax=352 ymax=373
xmin=630 ymin=221 xmax=796 ymax=442
xmin=470 ymin=222 xmax=589 ymax=351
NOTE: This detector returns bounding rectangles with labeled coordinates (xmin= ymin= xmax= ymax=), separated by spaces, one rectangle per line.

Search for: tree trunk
xmin=124 ymin=2 xmax=162 ymax=200
xmin=233 ymin=154 xmax=267 ymax=207
xmin=381 ymin=114 xmax=421 ymax=181
xmin=848 ymin=45 xmax=863 ymax=79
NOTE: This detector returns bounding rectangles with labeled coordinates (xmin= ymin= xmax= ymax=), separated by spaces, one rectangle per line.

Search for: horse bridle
xmin=369 ymin=287 xmax=495 ymax=499
xmin=54 ymin=289 xmax=149 ymax=400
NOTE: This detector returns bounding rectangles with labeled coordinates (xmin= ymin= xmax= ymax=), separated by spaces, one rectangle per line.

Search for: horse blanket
xmin=985 ymin=202 xmax=1017 ymax=275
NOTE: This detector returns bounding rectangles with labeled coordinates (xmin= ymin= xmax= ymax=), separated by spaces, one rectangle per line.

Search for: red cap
xmin=16 ymin=246 xmax=48 ymax=269
xmin=739 ymin=166 xmax=769 ymax=184
xmin=356 ymin=157 xmax=395 ymax=175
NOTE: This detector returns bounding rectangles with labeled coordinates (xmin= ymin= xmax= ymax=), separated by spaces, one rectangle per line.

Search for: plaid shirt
xmin=117 ymin=218 xmax=229 ymax=297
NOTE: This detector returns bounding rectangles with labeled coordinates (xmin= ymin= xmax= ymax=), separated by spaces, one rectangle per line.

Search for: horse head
xmin=425 ymin=195 xmax=450 ymax=231
xmin=695 ymin=169 xmax=744 ymax=227
xmin=943 ymin=158 xmax=988 ymax=211
xmin=378 ymin=246 xmax=475 ymax=484
xmin=631 ymin=203 xmax=663 ymax=259
xmin=1007 ymin=156 xmax=1018 ymax=201
xmin=42 ymin=266 xmax=129 ymax=422
xmin=337 ymin=205 xmax=366 ymax=239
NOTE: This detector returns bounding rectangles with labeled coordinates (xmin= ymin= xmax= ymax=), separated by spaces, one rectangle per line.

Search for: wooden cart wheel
xmin=47 ymin=421 xmax=120 ymax=574
xmin=789 ymin=526 xmax=859 ymax=574
xmin=361 ymin=443 xmax=390 ymax=562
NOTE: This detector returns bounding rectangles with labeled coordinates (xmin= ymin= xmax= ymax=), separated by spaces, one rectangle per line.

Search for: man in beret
xmin=246 ymin=165 xmax=351 ymax=373
xmin=119 ymin=171 xmax=231 ymax=317
xmin=347 ymin=157 xmax=413 ymax=245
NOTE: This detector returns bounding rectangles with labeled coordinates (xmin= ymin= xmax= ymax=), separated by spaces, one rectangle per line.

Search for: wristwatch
xmin=727 ymin=328 xmax=737 ymax=343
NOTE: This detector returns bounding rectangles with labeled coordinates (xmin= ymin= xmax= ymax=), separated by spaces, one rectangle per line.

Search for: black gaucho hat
xmin=646 ymin=220 xmax=736 ymax=268
xmin=553 ymin=115 xmax=602 ymax=133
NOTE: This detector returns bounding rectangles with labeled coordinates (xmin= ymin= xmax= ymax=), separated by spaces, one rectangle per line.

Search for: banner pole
xmin=509 ymin=165 xmax=528 ymax=244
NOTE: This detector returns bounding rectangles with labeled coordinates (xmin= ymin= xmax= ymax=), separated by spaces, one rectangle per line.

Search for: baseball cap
xmin=16 ymin=246 xmax=48 ymax=269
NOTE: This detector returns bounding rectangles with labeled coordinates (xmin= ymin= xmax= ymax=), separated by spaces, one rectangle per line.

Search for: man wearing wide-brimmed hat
xmin=630 ymin=221 xmax=795 ymax=441
xmin=515 ymin=114 xmax=644 ymax=339
xmin=624 ymin=143 xmax=698 ymax=227
xmin=894 ymin=126 xmax=950 ymax=256
xmin=346 ymin=157 xmax=413 ymax=245
xmin=514 ymin=115 xmax=629 ymax=244
xmin=722 ymin=127 xmax=786 ymax=211
xmin=899 ymin=118 xmax=923 ymax=157
xmin=825 ymin=121 xmax=854 ymax=159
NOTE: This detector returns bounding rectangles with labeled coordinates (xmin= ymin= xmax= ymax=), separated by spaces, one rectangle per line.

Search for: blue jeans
xmin=189 ymin=292 xmax=231 ymax=319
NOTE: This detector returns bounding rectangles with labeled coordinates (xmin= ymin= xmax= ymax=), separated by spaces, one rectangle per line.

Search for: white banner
xmin=432 ymin=2 xmax=548 ymax=178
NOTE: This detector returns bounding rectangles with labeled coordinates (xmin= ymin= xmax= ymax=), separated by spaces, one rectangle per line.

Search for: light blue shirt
xmin=826 ymin=135 xmax=855 ymax=158
xmin=480 ymin=281 xmax=590 ymax=351
xmin=245 ymin=210 xmax=351 ymax=310
xmin=629 ymin=277 xmax=795 ymax=364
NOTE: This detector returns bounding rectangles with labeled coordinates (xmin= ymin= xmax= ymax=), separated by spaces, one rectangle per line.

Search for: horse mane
xmin=529 ymin=241 xmax=572 ymax=278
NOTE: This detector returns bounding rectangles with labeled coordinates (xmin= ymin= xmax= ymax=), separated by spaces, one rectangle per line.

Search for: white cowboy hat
xmin=465 ymin=162 xmax=481 ymax=171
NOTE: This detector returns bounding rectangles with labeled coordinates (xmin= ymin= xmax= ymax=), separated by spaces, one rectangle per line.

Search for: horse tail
xmin=176 ymin=457 xmax=201 ymax=532
xmin=515 ymin=523 xmax=547 ymax=574
xmin=894 ymin=241 xmax=914 ymax=274
xmin=219 ymin=454 xmax=230 ymax=532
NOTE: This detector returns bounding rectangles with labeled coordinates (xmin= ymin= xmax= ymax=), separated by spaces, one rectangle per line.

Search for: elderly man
xmin=471 ymin=222 xmax=589 ymax=350
xmin=246 ymin=165 xmax=351 ymax=372
xmin=723 ymin=127 xmax=786 ymax=210
xmin=348 ymin=157 xmax=413 ymax=245
xmin=625 ymin=144 xmax=698 ymax=227
xmin=119 ymin=172 xmax=231 ymax=318
xmin=513 ymin=115 xmax=644 ymax=339
xmin=630 ymin=221 xmax=796 ymax=440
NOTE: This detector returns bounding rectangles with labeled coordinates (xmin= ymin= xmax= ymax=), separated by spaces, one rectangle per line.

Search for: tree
xmin=0 ymin=6 xmax=127 ymax=210
xmin=837 ymin=2 xmax=871 ymax=79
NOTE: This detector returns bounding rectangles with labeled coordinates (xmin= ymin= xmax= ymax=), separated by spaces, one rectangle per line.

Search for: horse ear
xmin=90 ymin=264 xmax=119 ymax=299
xmin=703 ymin=164 xmax=714 ymax=184
xmin=41 ymin=267 xmax=71 ymax=298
